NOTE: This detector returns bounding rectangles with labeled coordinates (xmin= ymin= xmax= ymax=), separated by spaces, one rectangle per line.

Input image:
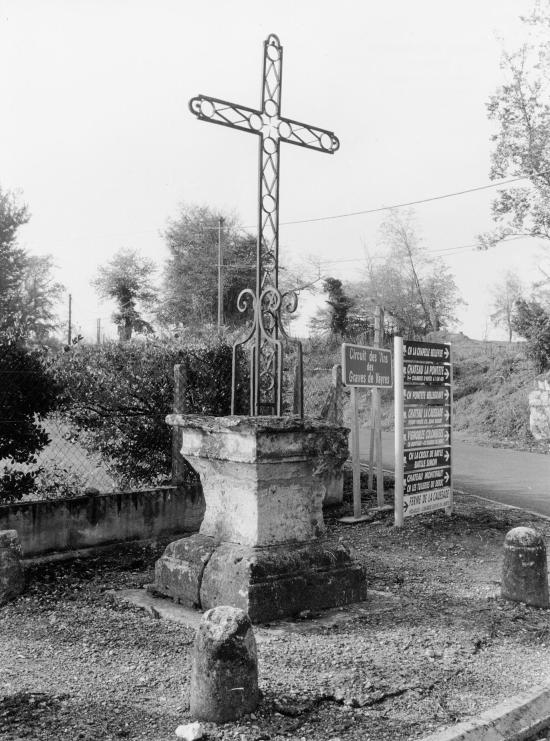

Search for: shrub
xmin=31 ymin=462 xmax=88 ymax=501
xmin=0 ymin=338 xmax=60 ymax=503
xmin=52 ymin=338 xmax=245 ymax=489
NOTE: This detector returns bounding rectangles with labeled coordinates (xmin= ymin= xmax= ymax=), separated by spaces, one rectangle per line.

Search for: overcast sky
xmin=0 ymin=0 xmax=542 ymax=341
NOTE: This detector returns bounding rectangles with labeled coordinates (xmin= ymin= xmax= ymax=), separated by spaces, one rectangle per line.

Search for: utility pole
xmin=217 ymin=217 xmax=225 ymax=334
xmin=96 ymin=318 xmax=101 ymax=345
xmin=67 ymin=293 xmax=72 ymax=346
xmin=373 ymin=305 xmax=385 ymax=507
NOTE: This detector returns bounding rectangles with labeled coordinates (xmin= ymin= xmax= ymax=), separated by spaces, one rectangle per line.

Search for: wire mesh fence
xmin=2 ymin=331 xmax=521 ymax=503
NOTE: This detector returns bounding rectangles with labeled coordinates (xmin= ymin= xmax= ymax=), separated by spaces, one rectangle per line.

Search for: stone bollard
xmin=502 ymin=527 xmax=549 ymax=608
xmin=0 ymin=530 xmax=25 ymax=607
xmin=190 ymin=606 xmax=259 ymax=723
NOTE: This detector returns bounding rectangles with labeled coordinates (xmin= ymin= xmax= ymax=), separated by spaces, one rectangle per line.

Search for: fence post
xmin=292 ymin=346 xmax=304 ymax=418
xmin=321 ymin=364 xmax=343 ymax=425
xmin=331 ymin=363 xmax=343 ymax=425
xmin=172 ymin=362 xmax=188 ymax=484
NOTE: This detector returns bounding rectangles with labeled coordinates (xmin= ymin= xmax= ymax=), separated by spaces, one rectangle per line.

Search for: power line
xmin=276 ymin=173 xmax=548 ymax=227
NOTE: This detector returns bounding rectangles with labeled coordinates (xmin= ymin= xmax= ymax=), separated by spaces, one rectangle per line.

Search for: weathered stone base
xmin=149 ymin=534 xmax=366 ymax=623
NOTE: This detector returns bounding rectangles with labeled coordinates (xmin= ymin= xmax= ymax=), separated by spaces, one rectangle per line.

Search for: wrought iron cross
xmin=189 ymin=33 xmax=339 ymax=416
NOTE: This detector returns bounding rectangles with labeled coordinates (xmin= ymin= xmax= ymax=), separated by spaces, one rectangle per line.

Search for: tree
xmin=359 ymin=211 xmax=462 ymax=337
xmin=511 ymin=297 xmax=550 ymax=371
xmin=481 ymin=5 xmax=550 ymax=252
xmin=0 ymin=338 xmax=60 ymax=503
xmin=19 ymin=255 xmax=65 ymax=343
xmin=490 ymin=271 xmax=524 ymax=341
xmin=309 ymin=277 xmax=354 ymax=340
xmin=92 ymin=248 xmax=157 ymax=341
xmin=159 ymin=204 xmax=256 ymax=329
xmin=0 ymin=187 xmax=30 ymax=335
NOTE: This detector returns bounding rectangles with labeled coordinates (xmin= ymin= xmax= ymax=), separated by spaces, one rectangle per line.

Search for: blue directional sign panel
xmin=402 ymin=340 xmax=452 ymax=518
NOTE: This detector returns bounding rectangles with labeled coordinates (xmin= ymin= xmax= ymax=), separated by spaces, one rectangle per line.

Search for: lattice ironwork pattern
xmin=189 ymin=33 xmax=339 ymax=416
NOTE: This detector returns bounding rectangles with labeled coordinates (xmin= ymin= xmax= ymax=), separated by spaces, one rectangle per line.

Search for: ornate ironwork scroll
xmin=189 ymin=34 xmax=339 ymax=416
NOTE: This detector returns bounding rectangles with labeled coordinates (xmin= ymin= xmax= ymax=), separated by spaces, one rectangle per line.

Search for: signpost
xmin=394 ymin=337 xmax=452 ymax=526
xmin=341 ymin=343 xmax=392 ymax=522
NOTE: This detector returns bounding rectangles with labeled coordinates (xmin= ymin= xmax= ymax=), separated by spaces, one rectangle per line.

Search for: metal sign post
xmin=341 ymin=343 xmax=392 ymax=523
xmin=394 ymin=336 xmax=405 ymax=527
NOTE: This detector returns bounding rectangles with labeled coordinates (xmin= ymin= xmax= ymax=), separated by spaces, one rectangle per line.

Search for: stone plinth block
xmin=152 ymin=415 xmax=366 ymax=621
xmin=502 ymin=527 xmax=549 ymax=608
xmin=0 ymin=530 xmax=24 ymax=606
xmin=152 ymin=534 xmax=366 ymax=622
xmin=190 ymin=606 xmax=259 ymax=723
xmin=152 ymin=534 xmax=217 ymax=608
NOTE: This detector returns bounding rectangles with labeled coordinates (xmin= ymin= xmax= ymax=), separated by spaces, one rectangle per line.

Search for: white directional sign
xmin=394 ymin=338 xmax=453 ymax=524
xmin=403 ymin=487 xmax=452 ymax=517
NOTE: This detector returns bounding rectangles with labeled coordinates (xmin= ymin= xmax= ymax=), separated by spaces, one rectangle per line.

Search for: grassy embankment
xmin=302 ymin=333 xmax=547 ymax=452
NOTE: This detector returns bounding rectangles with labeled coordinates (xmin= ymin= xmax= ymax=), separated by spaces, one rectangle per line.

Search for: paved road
xmin=360 ymin=430 xmax=550 ymax=517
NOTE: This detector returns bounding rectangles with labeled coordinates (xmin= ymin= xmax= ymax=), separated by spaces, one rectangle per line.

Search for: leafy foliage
xmin=511 ymin=297 xmax=550 ymax=371
xmin=159 ymin=204 xmax=256 ymax=328
xmin=0 ymin=188 xmax=30 ymax=336
xmin=482 ymin=7 xmax=550 ymax=251
xmin=32 ymin=463 xmax=88 ymax=501
xmin=0 ymin=339 xmax=61 ymax=503
xmin=19 ymin=255 xmax=65 ymax=343
xmin=309 ymin=213 xmax=462 ymax=341
xmin=0 ymin=187 xmax=65 ymax=344
xmin=309 ymin=278 xmax=373 ymax=343
xmin=490 ymin=271 xmax=524 ymax=342
xmin=92 ymin=248 xmax=157 ymax=341
xmin=53 ymin=339 xmax=244 ymax=489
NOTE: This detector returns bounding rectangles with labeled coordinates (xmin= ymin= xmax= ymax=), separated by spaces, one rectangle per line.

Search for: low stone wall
xmin=0 ymin=484 xmax=205 ymax=559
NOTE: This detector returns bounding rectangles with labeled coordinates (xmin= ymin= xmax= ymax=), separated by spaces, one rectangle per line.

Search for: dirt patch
xmin=2 ymin=493 xmax=550 ymax=741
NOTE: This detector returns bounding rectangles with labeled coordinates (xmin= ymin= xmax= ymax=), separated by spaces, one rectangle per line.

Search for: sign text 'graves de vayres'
xmin=394 ymin=339 xmax=453 ymax=525
xmin=341 ymin=344 xmax=392 ymax=388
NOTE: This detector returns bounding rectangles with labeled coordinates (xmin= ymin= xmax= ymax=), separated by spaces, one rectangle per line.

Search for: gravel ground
xmin=3 ymin=490 xmax=550 ymax=741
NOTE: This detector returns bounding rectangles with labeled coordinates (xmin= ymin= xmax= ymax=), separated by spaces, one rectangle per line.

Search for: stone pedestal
xmin=502 ymin=527 xmax=549 ymax=608
xmin=151 ymin=415 xmax=365 ymax=622
xmin=190 ymin=606 xmax=259 ymax=722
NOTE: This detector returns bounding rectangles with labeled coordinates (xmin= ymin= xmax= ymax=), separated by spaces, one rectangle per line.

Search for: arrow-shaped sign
xmin=403 ymin=362 xmax=451 ymax=385
xmin=403 ymin=340 xmax=451 ymax=363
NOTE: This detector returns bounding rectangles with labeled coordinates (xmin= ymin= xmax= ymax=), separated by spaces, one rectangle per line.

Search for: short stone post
xmin=0 ymin=530 xmax=25 ymax=606
xmin=501 ymin=527 xmax=549 ymax=608
xmin=190 ymin=606 xmax=259 ymax=723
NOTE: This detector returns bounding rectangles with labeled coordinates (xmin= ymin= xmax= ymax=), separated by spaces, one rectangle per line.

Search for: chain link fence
xmin=6 ymin=329 xmax=514 ymax=502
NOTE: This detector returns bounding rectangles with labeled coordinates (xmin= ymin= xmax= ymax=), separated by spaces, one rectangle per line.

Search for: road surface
xmin=360 ymin=430 xmax=550 ymax=517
